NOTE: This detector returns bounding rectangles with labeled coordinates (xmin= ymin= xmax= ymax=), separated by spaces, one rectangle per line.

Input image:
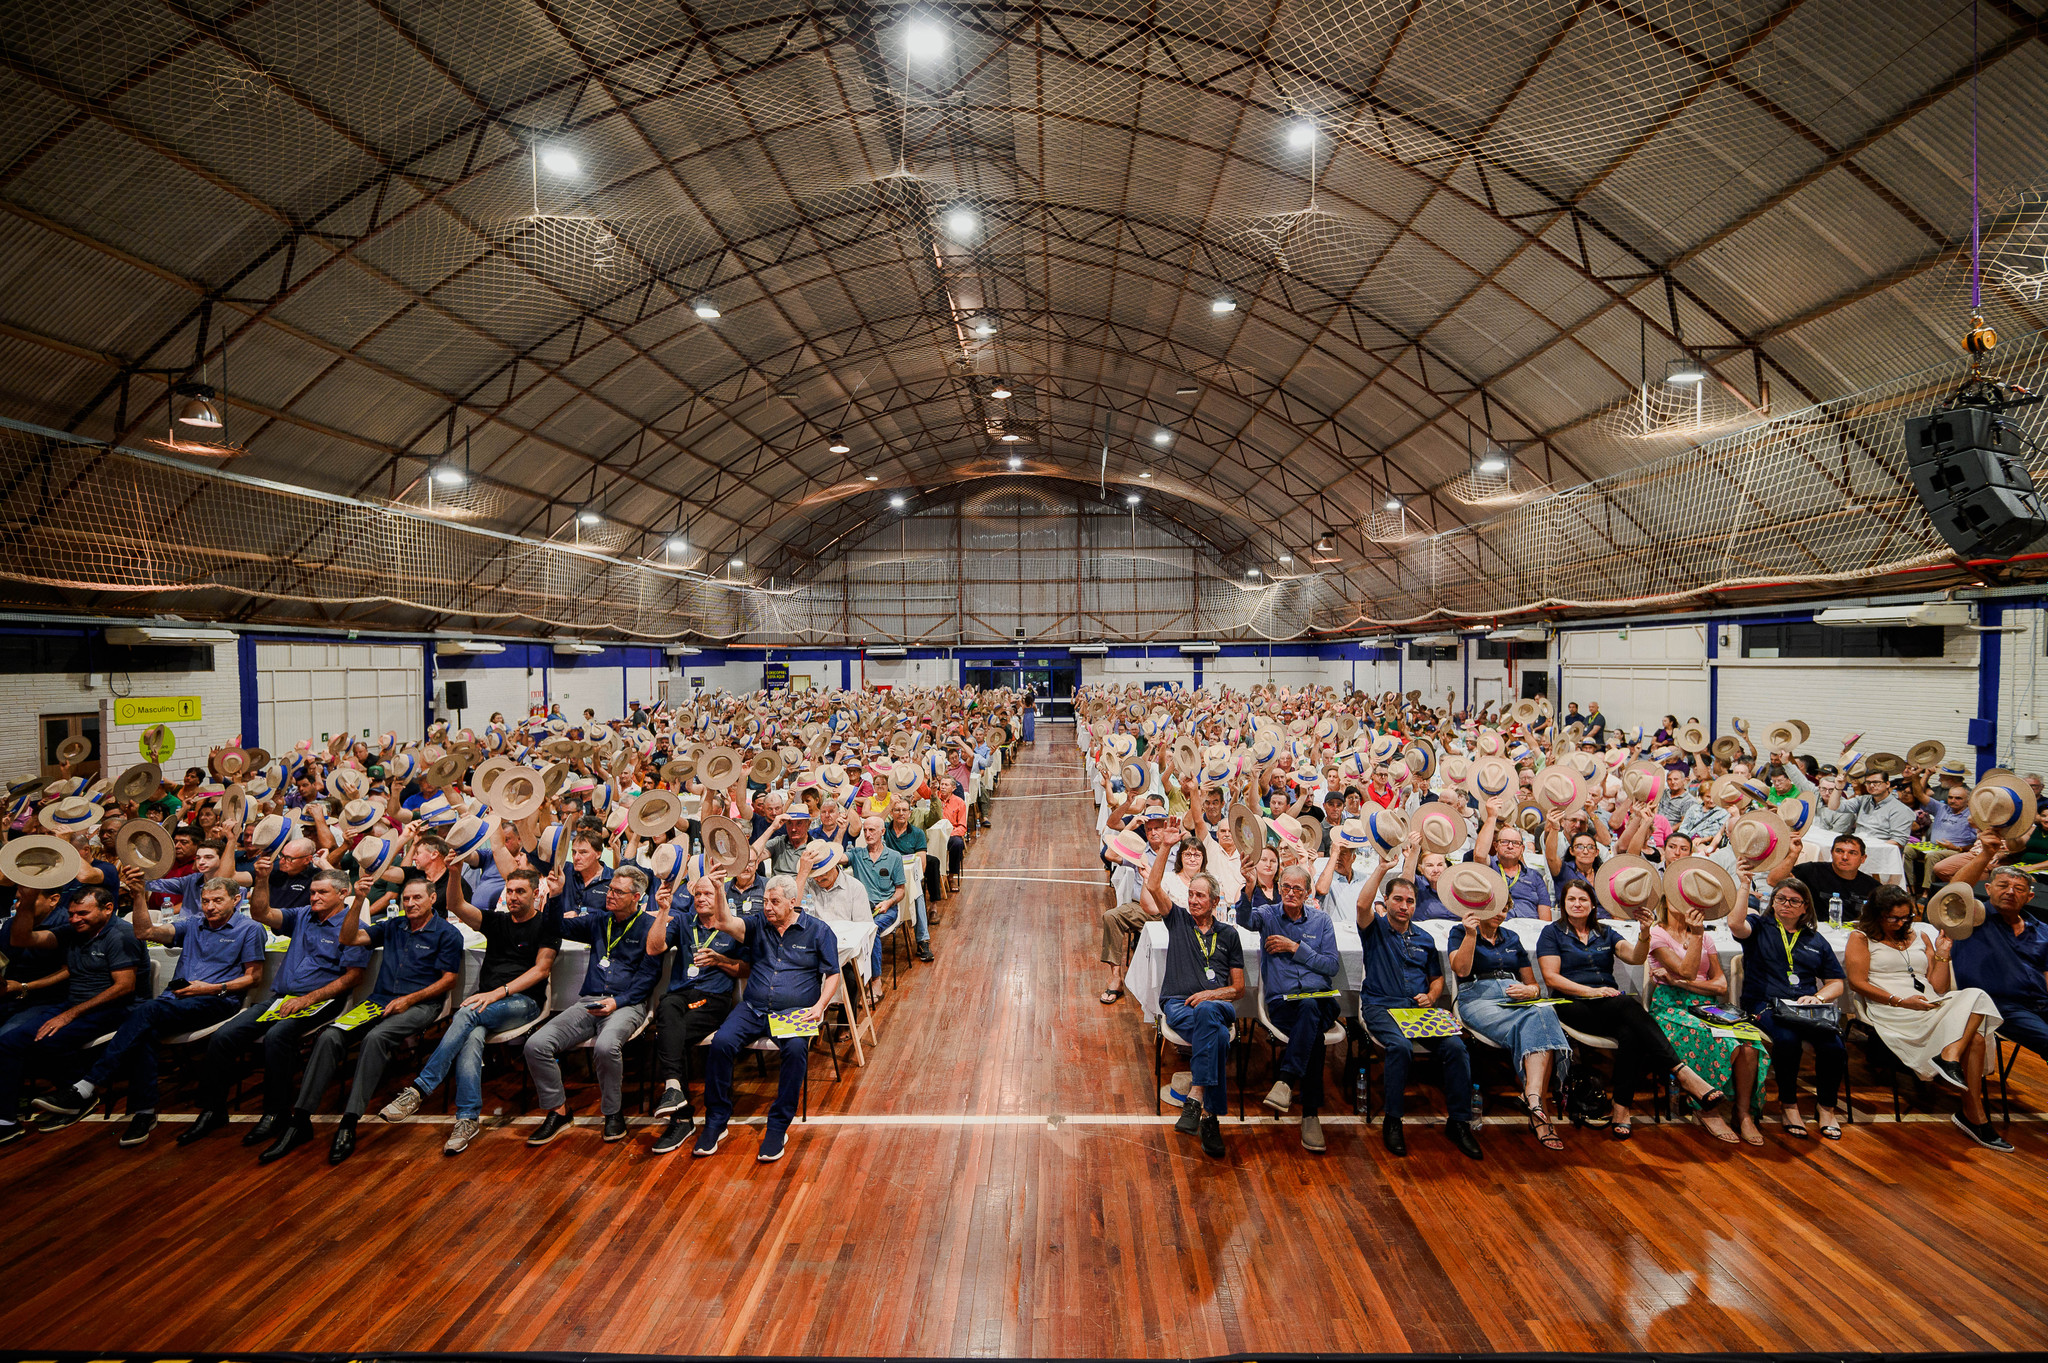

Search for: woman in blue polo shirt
xmin=1729 ymin=878 xmax=1847 ymax=1140
xmin=1447 ymin=894 xmax=1571 ymax=1152
xmin=1538 ymin=880 xmax=1723 ymax=1138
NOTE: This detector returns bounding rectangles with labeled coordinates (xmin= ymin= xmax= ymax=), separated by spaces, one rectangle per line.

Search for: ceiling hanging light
xmin=972 ymin=320 xmax=997 ymax=337
xmin=827 ymin=434 xmax=851 ymax=453
xmin=1384 ymin=496 xmax=1402 ymax=511
xmin=1316 ymin=531 xmax=1335 ymax=553
xmin=1664 ymin=356 xmax=1705 ymax=385
xmin=903 ymin=19 xmax=947 ymax=61
xmin=1277 ymin=552 xmax=1293 ymax=565
xmin=989 ymin=380 xmax=1012 ymax=399
xmin=729 ymin=557 xmax=745 ymax=568
xmin=578 ymin=508 xmax=601 ymax=526
xmin=944 ymin=206 xmax=979 ymax=239
xmin=1245 ymin=568 xmax=1262 ymax=579
xmin=432 ymin=465 xmax=466 ymax=487
xmin=692 ymin=300 xmax=721 ymax=319
xmin=1126 ymin=494 xmax=1141 ymax=506
xmin=1286 ymin=120 xmax=1317 ymax=151
xmin=174 ymin=390 xmax=223 ymax=428
xmin=889 ymin=495 xmax=907 ymax=510
xmin=1007 ymin=456 xmax=1022 ymax=470
xmin=1477 ymin=450 xmax=1508 ymax=475
xmin=864 ymin=474 xmax=879 ymax=482
xmin=667 ymin=536 xmax=687 ymax=552
xmin=538 ymin=147 xmax=580 ymax=176
xmin=1211 ymin=297 xmax=1237 ymax=314
xmin=1152 ymin=429 xmax=1171 ymax=445
xmin=1138 ymin=470 xmax=1152 ymax=479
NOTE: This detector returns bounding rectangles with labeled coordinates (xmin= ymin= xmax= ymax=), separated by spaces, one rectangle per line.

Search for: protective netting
xmin=1316 ymin=329 xmax=2048 ymax=629
xmin=0 ymin=422 xmax=748 ymax=638
xmin=2 ymin=0 xmax=2026 ymax=556
xmin=741 ymin=482 xmax=1351 ymax=642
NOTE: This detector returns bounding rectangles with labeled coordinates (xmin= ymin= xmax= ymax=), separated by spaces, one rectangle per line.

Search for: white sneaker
xmin=379 ymin=1086 xmax=422 ymax=1123
xmin=1262 ymin=1080 xmax=1293 ymax=1114
xmin=444 ymin=1118 xmax=480 ymax=1154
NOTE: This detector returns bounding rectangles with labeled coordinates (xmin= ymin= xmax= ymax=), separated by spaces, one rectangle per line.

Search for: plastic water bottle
xmin=1828 ymin=893 xmax=1843 ymax=929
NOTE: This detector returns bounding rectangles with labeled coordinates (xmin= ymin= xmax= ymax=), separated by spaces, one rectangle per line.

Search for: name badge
xmin=686 ymin=965 xmax=701 ymax=978
xmin=598 ymin=954 xmax=610 ymax=970
xmin=1203 ymin=968 xmax=1216 ymax=983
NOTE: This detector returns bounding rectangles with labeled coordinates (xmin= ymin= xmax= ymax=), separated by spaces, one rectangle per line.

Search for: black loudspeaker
xmin=1904 ymin=407 xmax=2048 ymax=558
xmin=443 ymin=679 xmax=469 ymax=710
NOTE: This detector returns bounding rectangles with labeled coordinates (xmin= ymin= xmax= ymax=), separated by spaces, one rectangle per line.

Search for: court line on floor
xmin=958 ymin=873 xmax=1108 ymax=886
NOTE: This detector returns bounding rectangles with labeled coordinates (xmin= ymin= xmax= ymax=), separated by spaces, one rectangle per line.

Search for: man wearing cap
xmin=1250 ymin=866 xmax=1340 ymax=1152
xmin=849 ymin=814 xmax=917 ymax=965
xmin=524 ymin=865 xmax=660 ymax=1146
xmin=1356 ymin=873 xmax=1482 ymax=1159
xmin=694 ymin=873 xmax=842 ymax=1163
xmin=0 ymin=884 xmax=142 ymax=1148
xmin=1138 ymin=825 xmax=1240 ymax=1159
xmin=1469 ymin=799 xmax=1554 ymax=921
xmin=647 ymin=875 xmax=745 ymax=1155
xmin=378 ymin=867 xmax=560 ymax=1155
xmin=1947 ymin=863 xmax=2048 ymax=1064
xmin=271 ymin=872 xmax=465 ymax=1165
xmin=794 ymin=841 xmax=869 ymax=928
xmin=33 ymin=872 xmax=266 ymax=1146
xmin=180 ymin=867 xmax=371 ymax=1149
xmin=751 ymin=805 xmax=813 ymax=876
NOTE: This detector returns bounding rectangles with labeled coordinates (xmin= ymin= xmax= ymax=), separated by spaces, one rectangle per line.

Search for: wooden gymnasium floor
xmin=5 ymin=734 xmax=2048 ymax=1357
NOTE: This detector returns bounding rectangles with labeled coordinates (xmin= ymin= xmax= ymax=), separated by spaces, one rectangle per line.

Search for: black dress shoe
xmin=258 ymin=1116 xmax=315 ymax=1165
xmin=178 ymin=1109 xmax=230 ymax=1146
xmin=328 ymin=1121 xmax=357 ymax=1165
xmin=526 ymin=1108 xmax=575 ymax=1146
xmin=1445 ymin=1118 xmax=1484 ymax=1161
xmin=1382 ymin=1115 xmax=1408 ymax=1156
xmin=602 ymin=1112 xmax=629 ymax=1142
xmin=1198 ymin=1114 xmax=1225 ymax=1158
xmin=241 ymin=1112 xmax=281 ymax=1147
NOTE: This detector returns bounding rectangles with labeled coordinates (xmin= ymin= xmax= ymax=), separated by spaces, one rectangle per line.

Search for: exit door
xmin=41 ymin=711 xmax=101 ymax=780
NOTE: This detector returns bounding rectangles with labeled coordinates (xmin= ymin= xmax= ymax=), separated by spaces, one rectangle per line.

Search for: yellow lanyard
xmin=604 ymin=909 xmax=644 ymax=959
xmin=1778 ymin=923 xmax=1801 ymax=977
xmin=691 ymin=926 xmax=717 ymax=955
xmin=1197 ymin=926 xmax=1219 ymax=965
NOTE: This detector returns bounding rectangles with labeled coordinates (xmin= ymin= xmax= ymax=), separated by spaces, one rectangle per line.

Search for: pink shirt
xmin=1647 ymin=924 xmax=1713 ymax=985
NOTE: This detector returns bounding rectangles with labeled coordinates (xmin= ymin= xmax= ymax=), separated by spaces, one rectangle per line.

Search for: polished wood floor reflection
xmin=3 ymin=735 xmax=2046 ymax=1355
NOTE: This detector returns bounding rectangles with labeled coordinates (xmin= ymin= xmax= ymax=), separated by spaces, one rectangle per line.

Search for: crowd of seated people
xmin=0 ymin=687 xmax=1021 ymax=1161
xmin=1083 ymin=683 xmax=2042 ymax=1158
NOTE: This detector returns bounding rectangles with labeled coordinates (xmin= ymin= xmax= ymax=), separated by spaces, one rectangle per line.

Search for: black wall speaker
xmin=442 ymin=679 xmax=469 ymax=710
xmin=1904 ymin=406 xmax=2048 ymax=559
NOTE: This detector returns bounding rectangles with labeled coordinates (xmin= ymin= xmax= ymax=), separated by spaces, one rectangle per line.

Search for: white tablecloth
xmin=1799 ymin=831 xmax=1906 ymax=883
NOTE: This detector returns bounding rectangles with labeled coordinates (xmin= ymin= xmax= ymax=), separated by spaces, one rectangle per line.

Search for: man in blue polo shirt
xmin=1468 ymin=799 xmax=1552 ymax=919
xmin=0 ymin=883 xmax=70 ymax=1022
xmin=180 ymin=866 xmax=371 ymax=1149
xmin=696 ymin=873 xmax=841 ymax=1164
xmin=548 ymin=829 xmax=614 ymax=929
xmin=266 ymin=874 xmax=464 ymax=1165
xmin=525 ymin=865 xmax=660 ymax=1146
xmin=1250 ymin=866 xmax=1341 ymax=1152
xmin=0 ymin=884 xmax=142 ymax=1149
xmin=1357 ymin=875 xmax=1482 ymax=1160
xmin=1952 ymin=867 xmax=2048 ymax=1063
xmin=35 ymin=870 xmax=265 ymax=1147
xmin=1139 ymin=823 xmax=1242 ymax=1159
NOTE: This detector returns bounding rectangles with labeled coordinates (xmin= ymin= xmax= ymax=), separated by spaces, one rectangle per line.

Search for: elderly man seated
xmin=1137 ymin=819 xmax=1241 ymax=1159
xmin=1249 ymin=865 xmax=1340 ymax=1152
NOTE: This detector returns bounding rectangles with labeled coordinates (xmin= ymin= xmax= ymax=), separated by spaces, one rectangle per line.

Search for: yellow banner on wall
xmin=113 ymin=696 xmax=202 ymax=725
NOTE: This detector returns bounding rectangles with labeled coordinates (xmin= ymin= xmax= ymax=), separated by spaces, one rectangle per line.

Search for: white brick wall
xmin=255 ymin=642 xmax=421 ymax=751
xmin=1990 ymin=607 xmax=2048 ymax=776
xmin=1560 ymin=624 xmax=1711 ymax=737
xmin=1718 ymin=623 xmax=1977 ymax=760
xmin=0 ymin=652 xmax=241 ymax=780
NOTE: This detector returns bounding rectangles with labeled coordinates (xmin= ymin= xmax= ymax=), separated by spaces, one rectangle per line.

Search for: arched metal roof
xmin=1 ymin=0 xmax=2043 ymax=607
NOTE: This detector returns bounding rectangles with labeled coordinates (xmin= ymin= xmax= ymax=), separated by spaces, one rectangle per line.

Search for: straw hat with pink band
xmin=1592 ymin=853 xmax=1663 ymax=921
xmin=1268 ymin=813 xmax=1307 ymax=856
xmin=1662 ymin=856 xmax=1740 ymax=922
xmin=1531 ymin=764 xmax=1584 ymax=815
xmin=1725 ymin=808 xmax=1799 ymax=877
xmin=1411 ymin=802 xmax=1466 ymax=857
xmin=1441 ymin=862 xmax=1509 ymax=921
xmin=1105 ymin=827 xmax=1151 ymax=867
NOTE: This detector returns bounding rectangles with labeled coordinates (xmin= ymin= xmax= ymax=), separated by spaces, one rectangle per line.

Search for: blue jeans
xmin=0 ymin=1003 xmax=129 ymax=1122
xmin=414 ymin=995 xmax=541 ymax=1120
xmin=1267 ymin=996 xmax=1338 ymax=1114
xmin=910 ymin=888 xmax=929 ymax=944
xmin=871 ymin=906 xmax=900 ymax=977
xmin=1160 ymin=996 xmax=1235 ymax=1115
xmin=1993 ymin=999 xmax=2048 ymax=1064
xmin=1360 ymin=1004 xmax=1473 ymax=1122
xmin=82 ymin=993 xmax=239 ymax=1112
xmin=703 ymin=1001 xmax=809 ymax=1134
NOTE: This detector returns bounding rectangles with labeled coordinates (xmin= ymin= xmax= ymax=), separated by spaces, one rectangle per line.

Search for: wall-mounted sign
xmin=764 ymin=664 xmax=790 ymax=689
xmin=113 ymin=696 xmax=201 ymax=725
